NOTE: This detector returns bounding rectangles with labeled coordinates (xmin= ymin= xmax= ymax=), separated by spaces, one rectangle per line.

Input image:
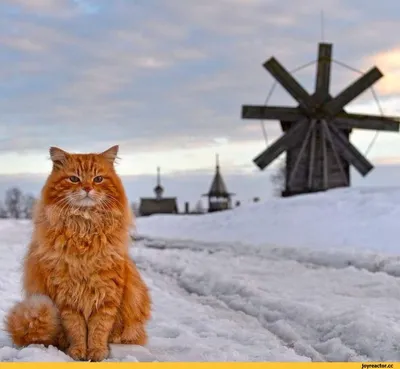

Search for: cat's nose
xmin=82 ymin=186 xmax=92 ymax=193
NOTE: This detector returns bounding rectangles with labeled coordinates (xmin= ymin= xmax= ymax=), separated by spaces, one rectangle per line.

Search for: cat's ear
xmin=101 ymin=145 xmax=119 ymax=164
xmin=49 ymin=147 xmax=69 ymax=169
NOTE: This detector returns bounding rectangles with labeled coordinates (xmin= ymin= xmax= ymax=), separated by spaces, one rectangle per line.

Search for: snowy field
xmin=1 ymin=188 xmax=400 ymax=361
xmin=137 ymin=187 xmax=400 ymax=254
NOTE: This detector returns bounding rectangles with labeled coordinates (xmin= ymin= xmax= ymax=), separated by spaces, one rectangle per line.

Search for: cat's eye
xmin=93 ymin=176 xmax=103 ymax=183
xmin=69 ymin=176 xmax=80 ymax=183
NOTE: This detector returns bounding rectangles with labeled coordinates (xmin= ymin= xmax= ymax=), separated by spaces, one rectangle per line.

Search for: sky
xmin=1 ymin=0 xmax=400 ymax=205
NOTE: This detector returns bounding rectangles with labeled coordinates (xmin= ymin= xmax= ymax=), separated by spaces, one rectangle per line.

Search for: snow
xmin=2 ymin=187 xmax=400 ymax=361
xmin=137 ymin=187 xmax=400 ymax=254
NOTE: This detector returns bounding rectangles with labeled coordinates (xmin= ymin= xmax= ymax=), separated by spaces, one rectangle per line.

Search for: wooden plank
xmin=253 ymin=119 xmax=308 ymax=170
xmin=241 ymin=105 xmax=303 ymax=121
xmin=263 ymin=57 xmax=314 ymax=112
xmin=315 ymin=43 xmax=332 ymax=99
xmin=287 ymin=120 xmax=316 ymax=188
xmin=320 ymin=121 xmax=329 ymax=189
xmin=321 ymin=120 xmax=349 ymax=185
xmin=328 ymin=123 xmax=374 ymax=176
xmin=324 ymin=67 xmax=383 ymax=117
xmin=307 ymin=122 xmax=317 ymax=188
xmin=334 ymin=113 xmax=400 ymax=132
xmin=280 ymin=120 xmax=292 ymax=131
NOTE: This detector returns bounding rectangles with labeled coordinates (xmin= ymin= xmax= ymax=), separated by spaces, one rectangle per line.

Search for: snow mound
xmin=137 ymin=187 xmax=400 ymax=255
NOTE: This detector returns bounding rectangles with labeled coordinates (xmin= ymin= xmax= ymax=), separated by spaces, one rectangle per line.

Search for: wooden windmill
xmin=242 ymin=42 xmax=400 ymax=197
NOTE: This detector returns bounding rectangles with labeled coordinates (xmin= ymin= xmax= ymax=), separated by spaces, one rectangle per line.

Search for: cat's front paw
xmin=67 ymin=344 xmax=87 ymax=361
xmin=87 ymin=346 xmax=109 ymax=362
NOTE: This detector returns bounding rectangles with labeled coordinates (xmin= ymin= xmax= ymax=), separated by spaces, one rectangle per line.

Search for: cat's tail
xmin=4 ymin=294 xmax=65 ymax=348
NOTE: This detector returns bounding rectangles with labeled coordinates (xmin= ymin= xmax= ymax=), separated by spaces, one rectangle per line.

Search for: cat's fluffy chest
xmin=44 ymin=230 xmax=124 ymax=278
xmin=39 ymin=230 xmax=125 ymax=319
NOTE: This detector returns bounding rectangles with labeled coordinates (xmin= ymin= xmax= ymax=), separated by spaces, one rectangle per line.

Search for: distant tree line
xmin=0 ymin=187 xmax=37 ymax=219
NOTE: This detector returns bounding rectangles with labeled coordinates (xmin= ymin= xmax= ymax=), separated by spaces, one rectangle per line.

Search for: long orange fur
xmin=4 ymin=145 xmax=151 ymax=361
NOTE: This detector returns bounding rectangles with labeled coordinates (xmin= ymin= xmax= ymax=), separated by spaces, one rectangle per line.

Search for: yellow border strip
xmin=0 ymin=363 xmax=397 ymax=368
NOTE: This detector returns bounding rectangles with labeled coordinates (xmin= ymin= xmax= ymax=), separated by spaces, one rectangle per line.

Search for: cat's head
xmin=42 ymin=145 xmax=127 ymax=212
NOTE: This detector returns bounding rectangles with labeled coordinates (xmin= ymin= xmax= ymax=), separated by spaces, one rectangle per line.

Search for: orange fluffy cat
xmin=4 ymin=145 xmax=151 ymax=361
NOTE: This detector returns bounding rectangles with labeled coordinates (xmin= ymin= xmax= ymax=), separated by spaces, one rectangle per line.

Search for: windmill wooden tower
xmin=242 ymin=42 xmax=400 ymax=197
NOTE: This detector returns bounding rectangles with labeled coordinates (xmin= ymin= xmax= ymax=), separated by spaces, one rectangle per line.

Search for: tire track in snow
xmin=134 ymin=238 xmax=400 ymax=362
xmin=136 ymin=255 xmax=317 ymax=362
xmin=134 ymin=243 xmax=376 ymax=362
xmin=140 ymin=236 xmax=400 ymax=279
xmin=136 ymin=256 xmax=310 ymax=361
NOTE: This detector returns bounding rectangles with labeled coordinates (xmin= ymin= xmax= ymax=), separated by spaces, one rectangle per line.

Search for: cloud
xmin=2 ymin=0 xmax=77 ymax=17
xmin=363 ymin=48 xmax=400 ymax=95
xmin=0 ymin=0 xmax=400 ymax=173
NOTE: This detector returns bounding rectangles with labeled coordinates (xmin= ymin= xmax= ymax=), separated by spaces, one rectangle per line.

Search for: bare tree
xmin=0 ymin=202 xmax=8 ymax=219
xmin=270 ymin=159 xmax=286 ymax=197
xmin=130 ymin=202 xmax=140 ymax=217
xmin=5 ymin=187 xmax=24 ymax=219
xmin=21 ymin=194 xmax=36 ymax=219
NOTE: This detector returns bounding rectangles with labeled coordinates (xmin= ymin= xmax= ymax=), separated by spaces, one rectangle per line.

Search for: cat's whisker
xmin=54 ymin=199 xmax=73 ymax=220
xmin=53 ymin=197 xmax=72 ymax=216
xmin=96 ymin=201 xmax=117 ymax=229
xmin=106 ymin=195 xmax=124 ymax=208
xmin=54 ymin=197 xmax=70 ymax=207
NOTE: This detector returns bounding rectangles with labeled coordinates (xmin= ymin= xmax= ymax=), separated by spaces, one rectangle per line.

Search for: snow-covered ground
xmin=2 ymin=188 xmax=400 ymax=361
xmin=137 ymin=187 xmax=400 ymax=254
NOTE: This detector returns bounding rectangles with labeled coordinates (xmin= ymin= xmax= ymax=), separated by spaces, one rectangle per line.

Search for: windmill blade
xmin=327 ymin=123 xmax=374 ymax=176
xmin=287 ymin=120 xmax=316 ymax=188
xmin=263 ymin=58 xmax=314 ymax=112
xmin=334 ymin=113 xmax=400 ymax=132
xmin=315 ymin=43 xmax=332 ymax=100
xmin=253 ymin=119 xmax=308 ymax=170
xmin=324 ymin=67 xmax=383 ymax=117
xmin=307 ymin=123 xmax=317 ymax=188
xmin=319 ymin=121 xmax=329 ymax=189
xmin=321 ymin=120 xmax=349 ymax=185
xmin=242 ymin=105 xmax=303 ymax=121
